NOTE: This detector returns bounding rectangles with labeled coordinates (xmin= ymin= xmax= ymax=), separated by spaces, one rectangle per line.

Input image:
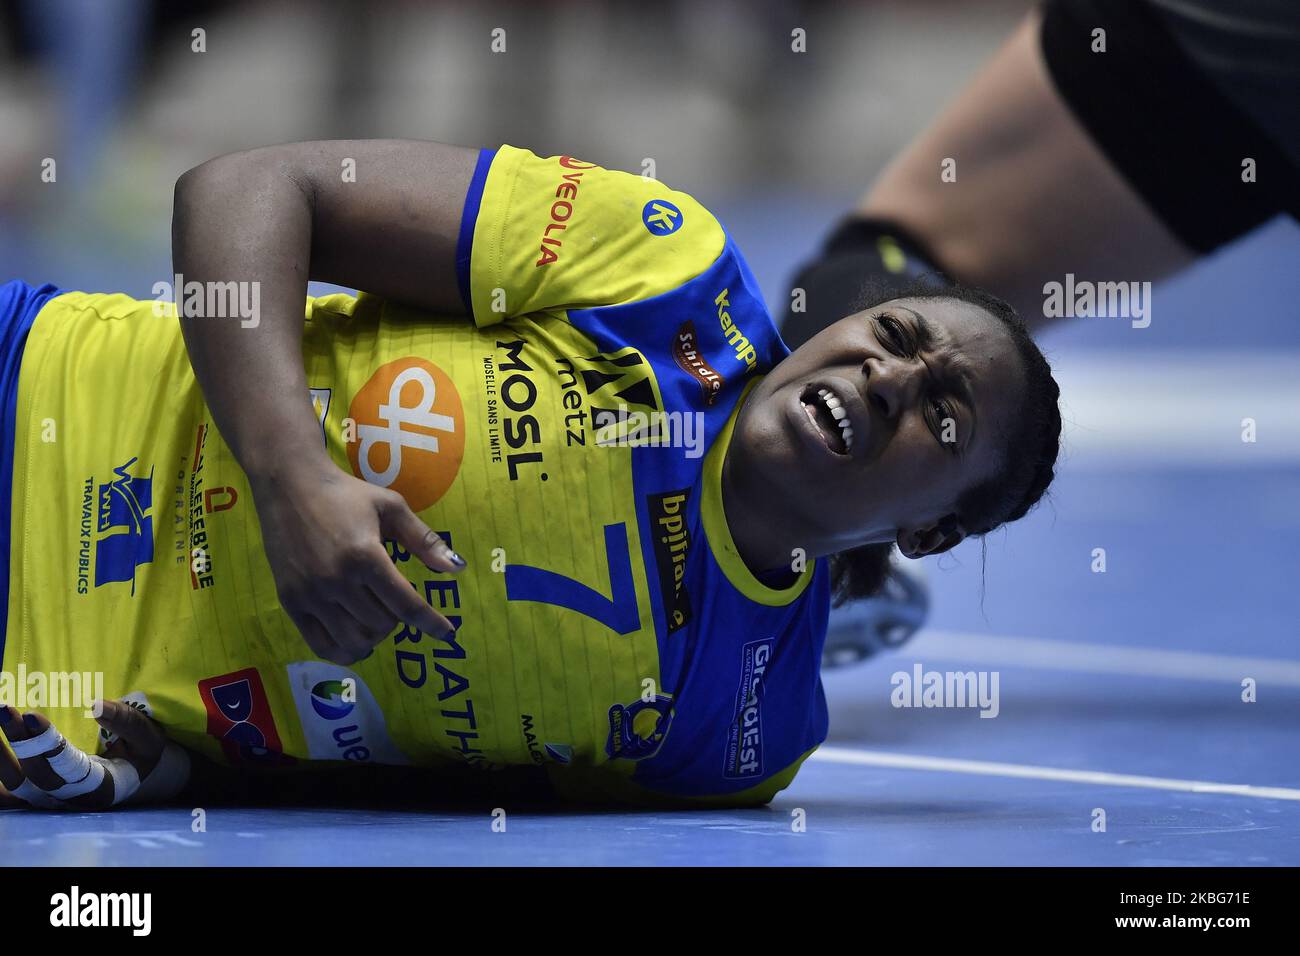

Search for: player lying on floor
xmin=0 ymin=140 xmax=1061 ymax=810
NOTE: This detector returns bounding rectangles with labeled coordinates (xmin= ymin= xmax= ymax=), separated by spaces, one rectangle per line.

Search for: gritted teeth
xmin=817 ymin=388 xmax=854 ymax=453
xmin=803 ymin=385 xmax=853 ymax=455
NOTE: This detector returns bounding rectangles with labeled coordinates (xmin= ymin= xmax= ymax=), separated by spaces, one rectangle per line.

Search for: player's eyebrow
xmin=895 ymin=305 xmax=978 ymax=452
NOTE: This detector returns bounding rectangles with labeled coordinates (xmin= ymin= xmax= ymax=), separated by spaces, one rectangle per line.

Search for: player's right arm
xmin=172 ymin=140 xmax=483 ymax=665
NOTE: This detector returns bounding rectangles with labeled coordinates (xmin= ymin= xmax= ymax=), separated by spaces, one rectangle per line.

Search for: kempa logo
xmin=50 ymin=886 xmax=151 ymax=936
xmin=890 ymin=664 xmax=1000 ymax=718
xmin=347 ymin=358 xmax=465 ymax=511
xmin=1042 ymin=273 xmax=1152 ymax=328
xmin=647 ymin=489 xmax=692 ymax=633
xmin=642 ymin=198 xmax=683 ymax=235
xmin=715 ymin=289 xmax=757 ymax=370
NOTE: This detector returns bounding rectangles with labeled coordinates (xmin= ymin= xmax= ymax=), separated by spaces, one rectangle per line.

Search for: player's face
xmin=734 ymin=296 xmax=1027 ymax=556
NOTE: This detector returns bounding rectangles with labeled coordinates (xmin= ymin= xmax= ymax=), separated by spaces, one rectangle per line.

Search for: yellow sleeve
xmin=466 ymin=145 xmax=727 ymax=326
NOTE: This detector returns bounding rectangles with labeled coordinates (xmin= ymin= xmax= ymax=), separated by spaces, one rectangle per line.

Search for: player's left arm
xmin=173 ymin=140 xmax=480 ymax=666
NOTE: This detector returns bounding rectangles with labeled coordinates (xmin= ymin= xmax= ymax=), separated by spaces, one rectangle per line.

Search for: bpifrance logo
xmin=197 ymin=668 xmax=290 ymax=766
xmin=642 ymin=199 xmax=683 ymax=236
xmin=347 ymin=358 xmax=465 ymax=512
xmin=94 ymin=457 xmax=154 ymax=593
xmin=606 ymin=694 xmax=674 ymax=761
xmin=672 ymin=321 xmax=724 ymax=406
xmin=647 ymin=488 xmax=692 ymax=634
xmin=723 ymin=640 xmax=771 ymax=778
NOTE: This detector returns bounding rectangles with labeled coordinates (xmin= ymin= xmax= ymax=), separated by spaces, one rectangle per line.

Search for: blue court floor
xmin=2 ymin=213 xmax=1298 ymax=867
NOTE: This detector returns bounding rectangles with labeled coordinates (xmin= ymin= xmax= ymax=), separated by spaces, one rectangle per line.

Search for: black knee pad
xmin=780 ymin=217 xmax=951 ymax=351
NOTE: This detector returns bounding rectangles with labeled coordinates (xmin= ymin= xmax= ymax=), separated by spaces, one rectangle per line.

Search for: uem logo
xmin=95 ymin=457 xmax=154 ymax=593
xmin=671 ymin=321 xmax=724 ymax=405
xmin=310 ymin=680 xmax=353 ymax=720
xmin=287 ymin=662 xmax=410 ymax=764
xmin=347 ymin=358 xmax=465 ymax=512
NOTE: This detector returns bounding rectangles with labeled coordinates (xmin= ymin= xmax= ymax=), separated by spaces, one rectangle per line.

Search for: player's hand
xmin=0 ymin=701 xmax=191 ymax=811
xmin=250 ymin=458 xmax=464 ymax=665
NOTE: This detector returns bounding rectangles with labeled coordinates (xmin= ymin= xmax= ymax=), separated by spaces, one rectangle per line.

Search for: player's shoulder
xmin=481 ymin=144 xmax=730 ymax=303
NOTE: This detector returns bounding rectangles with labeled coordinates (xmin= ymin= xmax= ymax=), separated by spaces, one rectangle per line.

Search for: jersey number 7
xmin=504 ymin=523 xmax=640 ymax=635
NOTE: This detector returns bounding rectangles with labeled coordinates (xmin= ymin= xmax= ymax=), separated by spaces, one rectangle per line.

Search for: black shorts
xmin=1039 ymin=0 xmax=1300 ymax=252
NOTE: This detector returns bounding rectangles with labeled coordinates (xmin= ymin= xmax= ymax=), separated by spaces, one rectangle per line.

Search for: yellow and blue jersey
xmin=0 ymin=145 xmax=830 ymax=806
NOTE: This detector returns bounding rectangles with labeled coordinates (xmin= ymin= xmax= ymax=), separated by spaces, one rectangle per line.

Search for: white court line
xmin=1053 ymin=351 xmax=1300 ymax=465
xmin=905 ymin=630 xmax=1300 ymax=687
xmin=810 ymin=747 xmax=1300 ymax=802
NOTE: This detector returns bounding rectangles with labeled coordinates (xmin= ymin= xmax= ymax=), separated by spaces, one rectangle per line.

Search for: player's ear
xmin=896 ymin=514 xmax=965 ymax=559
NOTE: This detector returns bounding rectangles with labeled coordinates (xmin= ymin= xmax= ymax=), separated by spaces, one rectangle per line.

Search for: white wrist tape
xmin=8 ymin=724 xmax=63 ymax=759
xmin=8 ymin=718 xmax=191 ymax=808
xmin=130 ymin=743 xmax=191 ymax=805
xmin=11 ymin=778 xmax=67 ymax=810
xmin=104 ymin=755 xmax=143 ymax=805
xmin=49 ymin=757 xmax=105 ymax=800
xmin=46 ymin=736 xmax=91 ymax=780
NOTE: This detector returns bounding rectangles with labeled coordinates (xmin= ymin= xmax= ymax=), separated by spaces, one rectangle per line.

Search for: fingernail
xmin=450 ymin=551 xmax=467 ymax=568
xmin=23 ymin=713 xmax=40 ymax=731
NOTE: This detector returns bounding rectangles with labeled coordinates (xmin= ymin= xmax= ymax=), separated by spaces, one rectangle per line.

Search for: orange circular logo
xmin=346 ymin=357 xmax=465 ymax=511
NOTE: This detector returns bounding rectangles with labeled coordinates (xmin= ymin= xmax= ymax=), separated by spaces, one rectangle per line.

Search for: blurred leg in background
xmin=791 ymin=0 xmax=1300 ymax=666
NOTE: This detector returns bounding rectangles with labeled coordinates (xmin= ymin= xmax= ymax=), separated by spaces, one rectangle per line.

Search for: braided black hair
xmin=827 ymin=280 xmax=1062 ymax=606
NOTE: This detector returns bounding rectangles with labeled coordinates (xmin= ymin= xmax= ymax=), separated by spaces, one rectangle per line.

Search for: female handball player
xmin=0 ymin=140 xmax=1060 ymax=809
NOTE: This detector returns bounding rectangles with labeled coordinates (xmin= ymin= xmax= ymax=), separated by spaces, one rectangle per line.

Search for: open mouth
xmin=800 ymin=385 xmax=854 ymax=456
